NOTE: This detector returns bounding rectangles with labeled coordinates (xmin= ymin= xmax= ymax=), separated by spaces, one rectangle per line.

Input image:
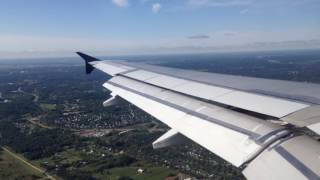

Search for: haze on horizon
xmin=0 ymin=0 xmax=320 ymax=59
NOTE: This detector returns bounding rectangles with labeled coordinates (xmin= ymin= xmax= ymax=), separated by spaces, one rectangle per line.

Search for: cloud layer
xmin=188 ymin=35 xmax=210 ymax=39
xmin=152 ymin=3 xmax=162 ymax=13
xmin=1 ymin=29 xmax=319 ymax=58
xmin=112 ymin=0 xmax=128 ymax=7
xmin=187 ymin=0 xmax=254 ymax=7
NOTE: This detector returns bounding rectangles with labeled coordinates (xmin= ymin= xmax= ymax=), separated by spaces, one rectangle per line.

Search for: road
xmin=1 ymin=147 xmax=56 ymax=180
xmin=27 ymin=117 xmax=54 ymax=129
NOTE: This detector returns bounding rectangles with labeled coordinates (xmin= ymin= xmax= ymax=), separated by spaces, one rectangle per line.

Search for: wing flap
xmin=281 ymin=106 xmax=320 ymax=127
xmin=243 ymin=135 xmax=320 ymax=180
xmin=152 ymin=129 xmax=189 ymax=149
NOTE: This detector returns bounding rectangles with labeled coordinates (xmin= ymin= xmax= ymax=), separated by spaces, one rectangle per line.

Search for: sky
xmin=0 ymin=0 xmax=320 ymax=58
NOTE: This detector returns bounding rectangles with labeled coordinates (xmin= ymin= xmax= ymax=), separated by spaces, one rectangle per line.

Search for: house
xmin=137 ymin=168 xmax=144 ymax=174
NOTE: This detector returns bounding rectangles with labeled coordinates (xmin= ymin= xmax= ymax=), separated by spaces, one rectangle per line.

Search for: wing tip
xmin=76 ymin=52 xmax=99 ymax=74
xmin=76 ymin=52 xmax=100 ymax=62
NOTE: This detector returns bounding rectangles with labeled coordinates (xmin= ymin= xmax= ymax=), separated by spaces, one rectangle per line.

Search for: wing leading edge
xmin=77 ymin=52 xmax=320 ymax=180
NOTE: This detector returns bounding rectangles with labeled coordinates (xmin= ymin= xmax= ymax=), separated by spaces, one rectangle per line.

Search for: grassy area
xmin=34 ymin=148 xmax=82 ymax=168
xmin=95 ymin=166 xmax=177 ymax=180
xmin=33 ymin=145 xmax=177 ymax=180
xmin=59 ymin=148 xmax=84 ymax=163
xmin=40 ymin=103 xmax=56 ymax=111
xmin=0 ymin=148 xmax=46 ymax=180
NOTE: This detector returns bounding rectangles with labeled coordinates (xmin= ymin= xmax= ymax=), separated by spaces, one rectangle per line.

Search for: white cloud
xmin=188 ymin=0 xmax=254 ymax=7
xmin=188 ymin=35 xmax=210 ymax=39
xmin=112 ymin=0 xmax=128 ymax=7
xmin=152 ymin=3 xmax=162 ymax=13
xmin=240 ymin=9 xmax=249 ymax=14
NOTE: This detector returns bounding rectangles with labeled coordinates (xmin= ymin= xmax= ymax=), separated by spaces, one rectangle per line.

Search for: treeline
xmin=0 ymin=120 xmax=76 ymax=160
xmin=0 ymin=94 xmax=41 ymax=118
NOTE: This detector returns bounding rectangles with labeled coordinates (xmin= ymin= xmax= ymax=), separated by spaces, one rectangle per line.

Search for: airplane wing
xmin=77 ymin=52 xmax=320 ymax=180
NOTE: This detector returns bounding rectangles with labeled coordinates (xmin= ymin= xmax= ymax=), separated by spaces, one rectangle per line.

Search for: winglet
xmin=76 ymin=52 xmax=100 ymax=74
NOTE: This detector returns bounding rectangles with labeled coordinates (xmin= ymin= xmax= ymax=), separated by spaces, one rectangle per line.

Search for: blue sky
xmin=0 ymin=0 xmax=320 ymax=58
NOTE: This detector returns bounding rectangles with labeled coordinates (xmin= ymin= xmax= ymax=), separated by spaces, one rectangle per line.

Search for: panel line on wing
xmin=117 ymin=68 xmax=139 ymax=75
xmin=118 ymin=62 xmax=305 ymax=103
xmin=275 ymin=146 xmax=319 ymax=180
xmin=106 ymin=81 xmax=261 ymax=138
xmin=120 ymin=68 xmax=309 ymax=118
xmin=117 ymin=62 xmax=320 ymax=104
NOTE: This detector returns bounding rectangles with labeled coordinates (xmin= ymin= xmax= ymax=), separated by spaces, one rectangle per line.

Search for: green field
xmin=95 ymin=166 xmax=177 ymax=180
xmin=40 ymin=103 xmax=57 ymax=111
xmin=0 ymin=148 xmax=46 ymax=180
xmin=34 ymin=146 xmax=177 ymax=180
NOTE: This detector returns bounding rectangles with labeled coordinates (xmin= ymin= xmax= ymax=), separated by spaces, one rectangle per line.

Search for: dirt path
xmin=1 ymin=147 xmax=56 ymax=180
xmin=27 ymin=117 xmax=54 ymax=129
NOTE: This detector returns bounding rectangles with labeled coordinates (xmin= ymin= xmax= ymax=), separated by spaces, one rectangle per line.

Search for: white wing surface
xmin=77 ymin=52 xmax=320 ymax=180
